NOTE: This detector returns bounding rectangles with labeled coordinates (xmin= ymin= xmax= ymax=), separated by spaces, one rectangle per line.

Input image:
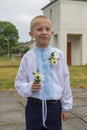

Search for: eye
xmin=37 ymin=28 xmax=42 ymax=31
xmin=46 ymin=28 xmax=51 ymax=31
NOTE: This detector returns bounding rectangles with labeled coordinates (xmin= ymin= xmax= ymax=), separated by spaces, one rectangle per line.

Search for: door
xmin=67 ymin=42 xmax=71 ymax=65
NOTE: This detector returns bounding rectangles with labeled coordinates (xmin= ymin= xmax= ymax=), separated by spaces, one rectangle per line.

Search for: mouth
xmin=40 ymin=37 xmax=47 ymax=40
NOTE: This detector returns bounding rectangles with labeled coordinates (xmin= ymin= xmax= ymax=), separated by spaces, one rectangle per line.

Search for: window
xmin=50 ymin=9 xmax=52 ymax=22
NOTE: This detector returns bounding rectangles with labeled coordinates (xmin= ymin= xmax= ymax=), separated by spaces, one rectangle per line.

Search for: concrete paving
xmin=0 ymin=88 xmax=87 ymax=130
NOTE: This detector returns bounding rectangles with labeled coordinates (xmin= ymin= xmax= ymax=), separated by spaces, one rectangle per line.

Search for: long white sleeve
xmin=61 ymin=54 xmax=73 ymax=111
xmin=15 ymin=54 xmax=33 ymax=97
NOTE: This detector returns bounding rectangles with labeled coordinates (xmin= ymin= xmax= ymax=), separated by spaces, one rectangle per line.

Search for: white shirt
xmin=15 ymin=45 xmax=73 ymax=111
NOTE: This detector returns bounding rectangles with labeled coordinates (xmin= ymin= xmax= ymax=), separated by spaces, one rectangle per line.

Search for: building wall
xmin=42 ymin=0 xmax=87 ymax=65
xmin=61 ymin=1 xmax=87 ymax=30
xmin=82 ymin=33 xmax=87 ymax=65
xmin=67 ymin=34 xmax=82 ymax=65
xmin=60 ymin=1 xmax=87 ymax=65
xmin=43 ymin=1 xmax=60 ymax=47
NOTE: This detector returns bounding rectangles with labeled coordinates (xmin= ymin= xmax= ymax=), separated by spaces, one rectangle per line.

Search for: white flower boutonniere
xmin=33 ymin=69 xmax=44 ymax=83
xmin=48 ymin=52 xmax=59 ymax=66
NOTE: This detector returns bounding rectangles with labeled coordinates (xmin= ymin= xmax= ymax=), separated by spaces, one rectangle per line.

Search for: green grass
xmin=0 ymin=55 xmax=21 ymax=67
xmin=0 ymin=57 xmax=87 ymax=89
xmin=0 ymin=56 xmax=21 ymax=89
xmin=0 ymin=67 xmax=18 ymax=89
xmin=69 ymin=65 xmax=87 ymax=88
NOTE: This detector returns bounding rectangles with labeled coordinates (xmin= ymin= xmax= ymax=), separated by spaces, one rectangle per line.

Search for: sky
xmin=0 ymin=0 xmax=50 ymax=42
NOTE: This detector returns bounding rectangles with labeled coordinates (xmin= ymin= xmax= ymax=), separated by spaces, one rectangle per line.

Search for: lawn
xmin=0 ymin=55 xmax=21 ymax=67
xmin=0 ymin=67 xmax=18 ymax=89
xmin=69 ymin=65 xmax=87 ymax=88
xmin=0 ymin=57 xmax=87 ymax=89
xmin=0 ymin=56 xmax=20 ymax=89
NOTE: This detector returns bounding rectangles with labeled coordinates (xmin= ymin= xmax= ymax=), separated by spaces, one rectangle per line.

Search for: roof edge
xmin=41 ymin=0 xmax=58 ymax=10
xmin=41 ymin=0 xmax=87 ymax=10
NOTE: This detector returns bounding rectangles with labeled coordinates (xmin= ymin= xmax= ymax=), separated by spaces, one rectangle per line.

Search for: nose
xmin=42 ymin=29 xmax=47 ymax=34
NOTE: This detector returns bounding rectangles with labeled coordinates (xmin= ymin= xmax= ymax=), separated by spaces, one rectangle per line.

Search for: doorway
xmin=67 ymin=42 xmax=71 ymax=65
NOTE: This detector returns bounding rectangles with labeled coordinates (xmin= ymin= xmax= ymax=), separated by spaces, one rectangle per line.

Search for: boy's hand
xmin=61 ymin=111 xmax=70 ymax=121
xmin=32 ymin=82 xmax=41 ymax=92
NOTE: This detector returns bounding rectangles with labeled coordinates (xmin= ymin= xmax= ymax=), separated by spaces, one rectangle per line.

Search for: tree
xmin=24 ymin=46 xmax=30 ymax=53
xmin=0 ymin=21 xmax=19 ymax=56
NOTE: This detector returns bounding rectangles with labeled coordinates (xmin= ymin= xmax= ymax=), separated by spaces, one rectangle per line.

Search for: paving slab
xmin=0 ymin=110 xmax=25 ymax=124
xmin=72 ymin=88 xmax=87 ymax=93
xmin=73 ymin=98 xmax=87 ymax=107
xmin=0 ymin=97 xmax=23 ymax=113
xmin=0 ymin=88 xmax=87 ymax=130
xmin=0 ymin=90 xmax=25 ymax=130
xmin=72 ymin=106 xmax=87 ymax=117
xmin=0 ymin=91 xmax=12 ymax=97
xmin=62 ymin=118 xmax=87 ymax=130
xmin=0 ymin=123 xmax=25 ymax=130
xmin=72 ymin=88 xmax=87 ymax=99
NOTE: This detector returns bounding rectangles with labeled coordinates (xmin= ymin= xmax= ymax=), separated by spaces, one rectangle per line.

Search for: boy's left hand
xmin=61 ymin=111 xmax=70 ymax=121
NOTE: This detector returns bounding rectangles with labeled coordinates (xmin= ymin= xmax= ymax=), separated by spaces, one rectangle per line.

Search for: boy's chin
xmin=40 ymin=43 xmax=49 ymax=47
xmin=36 ymin=41 xmax=49 ymax=47
xmin=40 ymin=41 xmax=49 ymax=45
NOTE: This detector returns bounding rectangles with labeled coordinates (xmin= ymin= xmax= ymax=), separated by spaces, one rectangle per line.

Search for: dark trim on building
xmin=41 ymin=0 xmax=58 ymax=10
xmin=41 ymin=0 xmax=87 ymax=10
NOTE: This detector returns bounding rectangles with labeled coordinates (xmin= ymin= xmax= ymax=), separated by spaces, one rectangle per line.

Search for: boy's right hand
xmin=32 ymin=82 xmax=41 ymax=92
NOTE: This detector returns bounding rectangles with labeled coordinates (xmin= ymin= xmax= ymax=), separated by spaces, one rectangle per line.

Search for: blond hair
xmin=30 ymin=15 xmax=52 ymax=31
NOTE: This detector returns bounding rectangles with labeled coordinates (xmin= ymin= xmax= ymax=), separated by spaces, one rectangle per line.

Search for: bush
xmin=24 ymin=46 xmax=30 ymax=53
xmin=11 ymin=46 xmax=20 ymax=53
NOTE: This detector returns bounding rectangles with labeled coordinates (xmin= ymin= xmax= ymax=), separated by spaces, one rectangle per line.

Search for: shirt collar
xmin=34 ymin=45 xmax=51 ymax=52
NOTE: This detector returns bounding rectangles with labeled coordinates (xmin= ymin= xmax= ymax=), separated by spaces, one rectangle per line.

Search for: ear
xmin=52 ymin=31 xmax=54 ymax=35
xmin=29 ymin=32 xmax=35 ymax=39
xmin=29 ymin=32 xmax=32 ymax=37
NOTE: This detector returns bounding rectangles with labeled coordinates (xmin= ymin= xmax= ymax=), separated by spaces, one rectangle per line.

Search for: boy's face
xmin=29 ymin=18 xmax=53 ymax=48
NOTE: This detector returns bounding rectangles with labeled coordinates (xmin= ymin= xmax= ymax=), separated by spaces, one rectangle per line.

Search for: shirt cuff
xmin=62 ymin=108 xmax=70 ymax=112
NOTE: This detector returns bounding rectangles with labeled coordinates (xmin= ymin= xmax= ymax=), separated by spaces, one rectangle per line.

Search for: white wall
xmin=82 ymin=33 xmax=87 ymax=65
xmin=43 ymin=0 xmax=87 ymax=65
xmin=67 ymin=34 xmax=82 ymax=65
xmin=60 ymin=1 xmax=87 ymax=65
xmin=60 ymin=1 xmax=87 ymax=29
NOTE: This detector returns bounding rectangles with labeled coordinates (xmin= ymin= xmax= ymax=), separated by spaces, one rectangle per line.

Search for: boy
xmin=15 ymin=15 xmax=73 ymax=130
